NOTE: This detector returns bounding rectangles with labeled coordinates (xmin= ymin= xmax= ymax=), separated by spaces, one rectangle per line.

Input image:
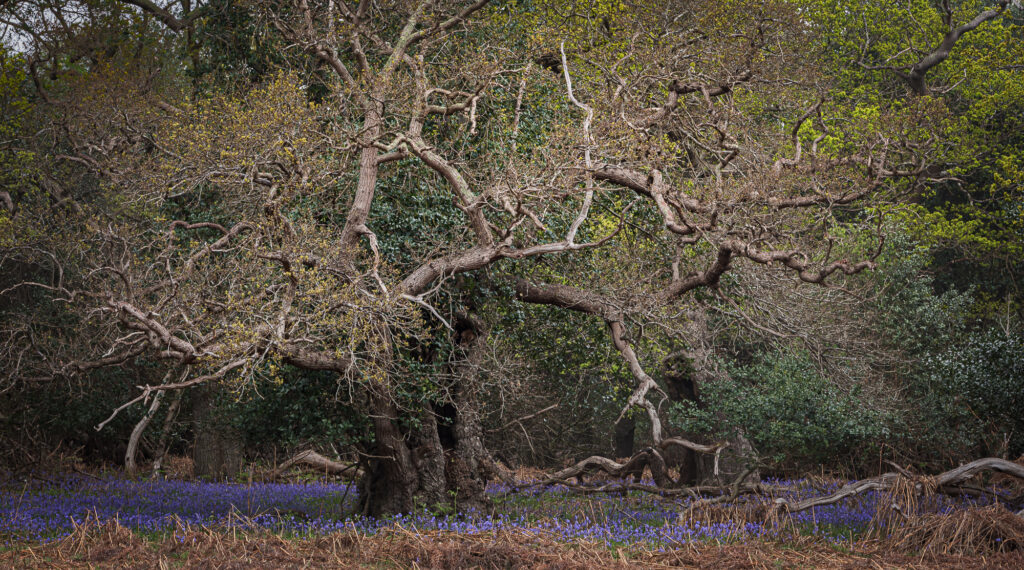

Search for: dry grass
xmin=867 ymin=474 xmax=937 ymax=537
xmin=991 ymin=455 xmax=1024 ymax=496
xmin=4 ymin=519 xmax=1024 ymax=569
xmin=648 ymin=538 xmax=1024 ymax=569
xmin=2 ymin=519 xmax=617 ymax=570
xmin=160 ymin=455 xmax=195 ymax=480
xmin=860 ymin=470 xmax=1024 ymax=557
xmin=678 ymin=498 xmax=771 ymax=528
xmin=512 ymin=466 xmax=553 ymax=483
xmin=877 ymin=504 xmax=1024 ymax=556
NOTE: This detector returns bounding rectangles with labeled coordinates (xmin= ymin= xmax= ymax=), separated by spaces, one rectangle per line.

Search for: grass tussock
xmin=879 ymin=504 xmax=1024 ymax=556
xmin=859 ymin=471 xmax=1024 ymax=556
xmin=868 ymin=473 xmax=937 ymax=534
xmin=3 ymin=518 xmax=621 ymax=569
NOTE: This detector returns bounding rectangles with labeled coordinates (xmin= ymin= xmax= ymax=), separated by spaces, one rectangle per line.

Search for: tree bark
xmin=449 ymin=312 xmax=496 ymax=510
xmin=151 ymin=390 xmax=183 ymax=477
xmin=411 ymin=405 xmax=450 ymax=508
xmin=613 ymin=416 xmax=635 ymax=459
xmin=362 ymin=392 xmax=419 ymax=517
xmin=191 ymin=384 xmax=243 ymax=480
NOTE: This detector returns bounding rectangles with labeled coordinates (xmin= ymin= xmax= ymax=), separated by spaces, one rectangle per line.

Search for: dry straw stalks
xmin=3 ymin=515 xmax=1024 ymax=569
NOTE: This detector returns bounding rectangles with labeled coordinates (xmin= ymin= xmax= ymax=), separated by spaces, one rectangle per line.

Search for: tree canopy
xmin=1 ymin=0 xmax=1022 ymax=515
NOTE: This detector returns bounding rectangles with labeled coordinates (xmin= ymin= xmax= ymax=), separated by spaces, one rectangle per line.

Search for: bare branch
xmin=95 ymin=359 xmax=246 ymax=432
xmin=405 ymin=0 xmax=492 ymax=46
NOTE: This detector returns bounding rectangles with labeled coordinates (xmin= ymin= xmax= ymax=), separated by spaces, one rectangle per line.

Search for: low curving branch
xmin=776 ymin=458 xmax=1024 ymax=513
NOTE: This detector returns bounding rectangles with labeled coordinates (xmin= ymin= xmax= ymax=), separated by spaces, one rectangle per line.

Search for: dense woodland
xmin=1 ymin=0 xmax=1023 ymax=520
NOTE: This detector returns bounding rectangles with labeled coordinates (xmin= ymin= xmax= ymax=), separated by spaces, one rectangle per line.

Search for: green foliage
xmin=870 ymin=230 xmax=972 ymax=356
xmin=225 ymin=365 xmax=371 ymax=451
xmin=3 ymin=0 xmax=1022 ymax=479
xmin=796 ymin=0 xmax=1024 ymax=320
xmin=911 ymin=328 xmax=1024 ymax=459
xmin=373 ymin=166 xmax=468 ymax=268
xmin=190 ymin=0 xmax=287 ymax=85
xmin=670 ymin=352 xmax=894 ymax=467
xmin=861 ymin=228 xmax=1021 ymax=463
xmin=0 ymin=369 xmax=145 ymax=462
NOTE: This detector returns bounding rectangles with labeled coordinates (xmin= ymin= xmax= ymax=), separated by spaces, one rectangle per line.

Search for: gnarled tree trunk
xmin=360 ymin=312 xmax=496 ymax=517
xmin=449 ymin=312 xmax=499 ymax=511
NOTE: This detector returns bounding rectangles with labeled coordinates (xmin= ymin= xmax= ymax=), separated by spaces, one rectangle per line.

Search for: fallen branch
xmin=270 ymin=450 xmax=361 ymax=480
xmin=679 ymin=466 xmax=758 ymax=520
xmin=532 ymin=447 xmax=676 ymax=488
xmin=543 ymin=480 xmax=771 ymax=500
xmin=536 ymin=448 xmax=655 ymax=485
xmin=523 ymin=456 xmax=1024 ymax=521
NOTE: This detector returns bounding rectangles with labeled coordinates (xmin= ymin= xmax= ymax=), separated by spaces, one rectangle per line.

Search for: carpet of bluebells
xmin=0 ymin=473 xmax=996 ymax=548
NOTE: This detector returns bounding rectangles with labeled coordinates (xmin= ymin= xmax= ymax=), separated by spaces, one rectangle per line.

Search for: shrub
xmin=912 ymin=328 xmax=1024 ymax=460
xmin=669 ymin=351 xmax=895 ymax=469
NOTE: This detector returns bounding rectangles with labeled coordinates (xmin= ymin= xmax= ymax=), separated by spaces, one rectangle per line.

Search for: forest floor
xmin=3 ymin=521 xmax=1024 ymax=569
xmin=2 ymin=465 xmax=1023 ymax=568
